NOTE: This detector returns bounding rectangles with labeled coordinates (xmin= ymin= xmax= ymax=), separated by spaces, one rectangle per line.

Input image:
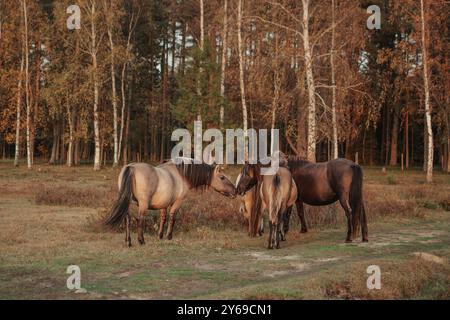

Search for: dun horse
xmin=104 ymin=158 xmax=236 ymax=247
xmin=236 ymin=164 xmax=297 ymax=249
xmin=284 ymin=156 xmax=368 ymax=243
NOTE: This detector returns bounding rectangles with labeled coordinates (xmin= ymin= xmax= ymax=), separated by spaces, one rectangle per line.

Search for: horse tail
xmin=250 ymin=183 xmax=262 ymax=237
xmin=350 ymin=164 xmax=367 ymax=240
xmin=269 ymin=174 xmax=283 ymax=225
xmin=104 ymin=165 xmax=134 ymax=228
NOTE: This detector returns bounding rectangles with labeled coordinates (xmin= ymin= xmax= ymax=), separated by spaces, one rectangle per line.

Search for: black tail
xmin=350 ymin=164 xmax=368 ymax=241
xmin=104 ymin=166 xmax=134 ymax=228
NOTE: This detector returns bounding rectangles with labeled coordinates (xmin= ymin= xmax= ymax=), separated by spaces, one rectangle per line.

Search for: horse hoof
xmin=362 ymin=238 xmax=369 ymax=242
xmin=158 ymin=234 xmax=164 ymax=240
xmin=167 ymin=234 xmax=173 ymax=240
xmin=138 ymin=239 xmax=145 ymax=245
xmin=345 ymin=239 xmax=352 ymax=243
xmin=300 ymin=229 xmax=308 ymax=234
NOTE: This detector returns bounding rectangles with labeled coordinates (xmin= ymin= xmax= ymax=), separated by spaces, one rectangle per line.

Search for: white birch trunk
xmin=302 ymin=0 xmax=316 ymax=162
xmin=118 ymin=62 xmax=127 ymax=162
xmin=66 ymin=92 xmax=74 ymax=167
xmin=196 ymin=0 xmax=205 ymax=122
xmin=22 ymin=0 xmax=32 ymax=169
xmin=14 ymin=50 xmax=25 ymax=167
xmin=91 ymin=1 xmax=101 ymax=171
xmin=118 ymin=10 xmax=138 ymax=161
xmin=108 ymin=26 xmax=119 ymax=167
xmin=330 ymin=0 xmax=338 ymax=159
xmin=219 ymin=0 xmax=228 ymax=128
xmin=420 ymin=0 xmax=433 ymax=182
xmin=238 ymin=0 xmax=248 ymax=157
xmin=271 ymin=34 xmax=280 ymax=154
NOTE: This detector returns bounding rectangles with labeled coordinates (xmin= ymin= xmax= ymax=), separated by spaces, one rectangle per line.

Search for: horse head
xmin=210 ymin=165 xmax=237 ymax=198
xmin=236 ymin=163 xmax=259 ymax=196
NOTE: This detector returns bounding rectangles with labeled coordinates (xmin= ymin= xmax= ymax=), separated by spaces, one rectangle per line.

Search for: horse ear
xmin=214 ymin=165 xmax=221 ymax=174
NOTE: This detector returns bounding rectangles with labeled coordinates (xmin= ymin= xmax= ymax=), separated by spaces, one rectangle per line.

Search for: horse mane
xmin=175 ymin=161 xmax=214 ymax=189
xmin=286 ymin=155 xmax=311 ymax=169
xmin=244 ymin=164 xmax=264 ymax=237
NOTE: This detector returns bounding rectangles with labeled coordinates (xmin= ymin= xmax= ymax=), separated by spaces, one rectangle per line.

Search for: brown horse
xmin=284 ymin=156 xmax=368 ymax=243
xmin=236 ymin=173 xmax=264 ymax=236
xmin=104 ymin=158 xmax=236 ymax=246
xmin=236 ymin=163 xmax=297 ymax=249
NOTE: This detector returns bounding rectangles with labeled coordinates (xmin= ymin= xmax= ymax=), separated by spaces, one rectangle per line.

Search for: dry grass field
xmin=0 ymin=160 xmax=449 ymax=299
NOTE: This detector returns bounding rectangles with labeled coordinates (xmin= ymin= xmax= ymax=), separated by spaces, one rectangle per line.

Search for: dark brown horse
xmin=284 ymin=156 xmax=368 ymax=243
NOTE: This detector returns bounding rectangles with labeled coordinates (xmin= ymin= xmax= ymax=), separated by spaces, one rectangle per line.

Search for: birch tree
xmin=104 ymin=0 xmax=120 ymax=167
xmin=22 ymin=0 xmax=32 ymax=170
xmin=219 ymin=0 xmax=228 ymax=128
xmin=87 ymin=0 xmax=102 ymax=171
xmin=118 ymin=2 xmax=140 ymax=162
xmin=330 ymin=0 xmax=338 ymax=159
xmin=14 ymin=50 xmax=24 ymax=167
xmin=237 ymin=0 xmax=248 ymax=154
xmin=420 ymin=0 xmax=433 ymax=182
xmin=302 ymin=0 xmax=317 ymax=162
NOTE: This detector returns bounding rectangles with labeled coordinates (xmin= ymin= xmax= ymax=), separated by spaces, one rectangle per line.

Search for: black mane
xmin=175 ymin=161 xmax=214 ymax=189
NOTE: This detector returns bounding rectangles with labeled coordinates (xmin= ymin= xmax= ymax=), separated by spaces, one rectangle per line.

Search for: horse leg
xmin=125 ymin=213 xmax=132 ymax=247
xmin=268 ymin=222 xmax=274 ymax=249
xmin=276 ymin=218 xmax=282 ymax=249
xmin=258 ymin=216 xmax=264 ymax=236
xmin=158 ymin=209 xmax=167 ymax=239
xmin=361 ymin=204 xmax=369 ymax=242
xmin=247 ymin=217 xmax=252 ymax=236
xmin=339 ymin=195 xmax=353 ymax=243
xmin=137 ymin=206 xmax=147 ymax=245
xmin=296 ymin=200 xmax=308 ymax=233
xmin=166 ymin=200 xmax=182 ymax=240
xmin=282 ymin=206 xmax=292 ymax=240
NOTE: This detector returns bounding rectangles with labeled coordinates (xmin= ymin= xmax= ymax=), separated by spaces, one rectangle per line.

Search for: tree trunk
xmin=30 ymin=38 xmax=40 ymax=166
xmin=22 ymin=0 xmax=32 ymax=169
xmin=107 ymin=26 xmax=119 ymax=167
xmin=237 ymin=0 xmax=248 ymax=156
xmin=123 ymin=86 xmax=131 ymax=165
xmin=66 ymin=92 xmax=75 ymax=167
xmin=196 ymin=0 xmax=205 ymax=121
xmin=118 ymin=62 xmax=127 ymax=161
xmin=405 ymin=109 xmax=409 ymax=169
xmin=330 ymin=0 xmax=338 ymax=159
xmin=420 ymin=0 xmax=433 ymax=182
xmin=160 ymin=37 xmax=168 ymax=161
xmin=219 ymin=0 xmax=228 ymax=128
xmin=389 ymin=104 xmax=400 ymax=166
xmin=271 ymin=34 xmax=280 ymax=154
xmin=302 ymin=0 xmax=316 ymax=162
xmin=14 ymin=49 xmax=24 ymax=167
xmin=91 ymin=1 xmax=101 ymax=171
xmin=446 ymin=102 xmax=450 ymax=173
